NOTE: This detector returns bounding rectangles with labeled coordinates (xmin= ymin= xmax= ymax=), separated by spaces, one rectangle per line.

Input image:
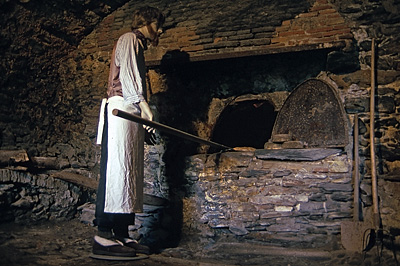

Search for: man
xmin=93 ymin=6 xmax=165 ymax=259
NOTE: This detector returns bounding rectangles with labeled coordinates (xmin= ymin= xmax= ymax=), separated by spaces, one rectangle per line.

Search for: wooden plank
xmin=146 ymin=41 xmax=346 ymax=66
xmin=51 ymin=171 xmax=168 ymax=206
xmin=0 ymin=150 xmax=29 ymax=165
xmin=31 ymin=157 xmax=59 ymax=169
xmin=51 ymin=171 xmax=98 ymax=190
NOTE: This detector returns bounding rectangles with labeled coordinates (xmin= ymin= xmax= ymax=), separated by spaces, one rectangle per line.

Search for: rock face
xmin=0 ymin=0 xmax=400 ymax=251
xmin=0 ymin=169 xmax=90 ymax=223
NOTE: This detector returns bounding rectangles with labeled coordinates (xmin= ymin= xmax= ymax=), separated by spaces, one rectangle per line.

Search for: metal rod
xmin=370 ymin=38 xmax=379 ymax=228
xmin=112 ymin=109 xmax=232 ymax=150
xmin=353 ymin=114 xmax=360 ymax=221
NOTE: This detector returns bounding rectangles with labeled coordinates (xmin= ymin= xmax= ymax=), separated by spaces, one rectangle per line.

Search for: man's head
xmin=131 ymin=6 xmax=165 ymax=31
xmin=131 ymin=6 xmax=165 ymax=47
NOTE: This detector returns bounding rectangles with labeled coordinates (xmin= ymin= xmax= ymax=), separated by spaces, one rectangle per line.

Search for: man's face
xmin=146 ymin=22 xmax=163 ymax=47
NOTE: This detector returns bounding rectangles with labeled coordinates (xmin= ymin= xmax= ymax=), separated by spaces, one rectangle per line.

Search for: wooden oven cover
xmin=271 ymin=79 xmax=348 ymax=148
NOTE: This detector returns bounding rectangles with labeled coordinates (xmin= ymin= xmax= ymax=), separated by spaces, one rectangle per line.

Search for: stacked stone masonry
xmin=183 ymin=151 xmax=353 ymax=248
xmin=0 ymin=169 xmax=88 ymax=223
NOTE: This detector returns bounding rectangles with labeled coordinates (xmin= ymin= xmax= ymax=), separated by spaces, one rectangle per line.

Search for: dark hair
xmin=131 ymin=6 xmax=165 ymax=30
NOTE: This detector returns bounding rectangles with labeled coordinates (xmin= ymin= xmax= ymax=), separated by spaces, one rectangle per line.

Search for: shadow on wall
xmin=150 ymin=50 xmax=192 ymax=249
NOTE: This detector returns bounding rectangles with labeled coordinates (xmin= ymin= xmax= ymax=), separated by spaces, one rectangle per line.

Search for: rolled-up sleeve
xmin=115 ymin=33 xmax=145 ymax=104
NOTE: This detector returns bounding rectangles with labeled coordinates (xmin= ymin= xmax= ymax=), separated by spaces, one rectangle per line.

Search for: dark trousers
xmin=95 ymin=103 xmax=135 ymax=238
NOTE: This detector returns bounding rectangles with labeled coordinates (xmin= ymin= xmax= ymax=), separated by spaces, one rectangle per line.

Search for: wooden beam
xmin=0 ymin=150 xmax=29 ymax=165
xmin=51 ymin=171 xmax=98 ymax=190
xmin=146 ymin=41 xmax=346 ymax=67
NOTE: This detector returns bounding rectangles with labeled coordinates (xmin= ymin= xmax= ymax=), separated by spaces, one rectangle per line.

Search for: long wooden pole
xmin=370 ymin=38 xmax=379 ymax=228
xmin=112 ymin=109 xmax=232 ymax=150
xmin=353 ymin=114 xmax=360 ymax=221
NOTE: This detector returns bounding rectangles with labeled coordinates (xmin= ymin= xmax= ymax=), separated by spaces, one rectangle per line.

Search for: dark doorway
xmin=211 ymin=100 xmax=277 ymax=150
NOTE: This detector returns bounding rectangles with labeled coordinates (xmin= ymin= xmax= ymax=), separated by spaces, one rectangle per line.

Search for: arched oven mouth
xmin=208 ymin=78 xmax=348 ymax=155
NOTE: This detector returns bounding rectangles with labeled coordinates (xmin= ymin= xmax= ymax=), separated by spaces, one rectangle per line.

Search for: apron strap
xmin=96 ymin=98 xmax=108 ymax=145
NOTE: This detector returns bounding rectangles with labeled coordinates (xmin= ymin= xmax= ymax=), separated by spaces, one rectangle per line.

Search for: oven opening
xmin=210 ymin=99 xmax=277 ymax=150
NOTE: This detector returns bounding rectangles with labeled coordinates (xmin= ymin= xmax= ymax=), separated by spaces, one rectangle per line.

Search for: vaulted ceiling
xmin=1 ymin=0 xmax=129 ymax=46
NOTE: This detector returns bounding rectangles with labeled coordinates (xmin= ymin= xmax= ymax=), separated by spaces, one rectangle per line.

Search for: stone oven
xmin=179 ymin=76 xmax=353 ymax=249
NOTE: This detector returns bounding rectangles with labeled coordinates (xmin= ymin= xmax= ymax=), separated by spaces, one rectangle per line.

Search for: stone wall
xmin=0 ymin=169 xmax=93 ymax=223
xmin=183 ymin=151 xmax=352 ymax=249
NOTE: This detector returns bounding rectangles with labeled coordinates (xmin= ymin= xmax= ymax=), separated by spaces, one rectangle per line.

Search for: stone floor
xmin=0 ymin=218 xmax=398 ymax=266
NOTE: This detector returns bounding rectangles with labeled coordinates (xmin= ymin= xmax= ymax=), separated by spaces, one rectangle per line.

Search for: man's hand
xmin=138 ymin=101 xmax=155 ymax=133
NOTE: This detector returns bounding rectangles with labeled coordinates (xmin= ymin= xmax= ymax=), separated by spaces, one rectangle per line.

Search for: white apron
xmin=96 ymin=96 xmax=144 ymax=213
